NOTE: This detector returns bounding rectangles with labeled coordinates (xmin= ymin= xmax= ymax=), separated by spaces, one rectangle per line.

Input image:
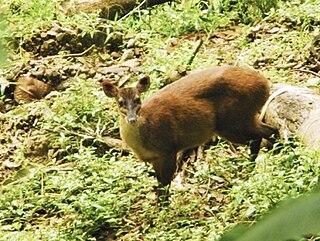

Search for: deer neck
xmin=119 ymin=115 xmax=157 ymax=161
xmin=119 ymin=115 xmax=143 ymax=150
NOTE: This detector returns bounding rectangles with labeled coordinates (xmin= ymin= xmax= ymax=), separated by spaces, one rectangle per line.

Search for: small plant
xmin=1 ymin=0 xmax=320 ymax=240
xmin=218 ymin=0 xmax=280 ymax=23
xmin=122 ymin=0 xmax=232 ymax=37
xmin=0 ymin=13 xmax=8 ymax=65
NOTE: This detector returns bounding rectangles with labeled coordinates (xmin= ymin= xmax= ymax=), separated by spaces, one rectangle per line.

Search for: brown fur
xmin=102 ymin=66 xmax=277 ymax=190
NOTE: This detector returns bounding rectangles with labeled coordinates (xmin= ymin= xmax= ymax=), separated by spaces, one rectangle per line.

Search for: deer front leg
xmin=152 ymin=153 xmax=178 ymax=204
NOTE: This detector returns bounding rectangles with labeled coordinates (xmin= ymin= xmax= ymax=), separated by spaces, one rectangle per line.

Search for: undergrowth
xmin=1 ymin=0 xmax=320 ymax=240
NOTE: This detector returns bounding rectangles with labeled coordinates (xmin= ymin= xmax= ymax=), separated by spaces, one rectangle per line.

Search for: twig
xmin=46 ymin=163 xmax=75 ymax=173
xmin=186 ymin=38 xmax=203 ymax=70
xmin=259 ymin=86 xmax=298 ymax=121
xmin=44 ymin=126 xmax=130 ymax=152
xmin=41 ymin=44 xmax=95 ymax=60
xmin=293 ymin=68 xmax=320 ymax=78
xmin=265 ymin=63 xmax=298 ymax=69
xmin=119 ymin=0 xmax=147 ymax=21
xmin=103 ymin=136 xmax=130 ymax=152
xmin=45 ymin=126 xmax=97 ymax=139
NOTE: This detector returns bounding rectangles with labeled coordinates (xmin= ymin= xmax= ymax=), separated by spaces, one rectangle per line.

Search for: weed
xmin=1 ymin=0 xmax=320 ymax=240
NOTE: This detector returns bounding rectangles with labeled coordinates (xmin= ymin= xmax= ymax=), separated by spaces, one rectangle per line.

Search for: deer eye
xmin=118 ymin=100 xmax=125 ymax=107
xmin=134 ymin=97 xmax=140 ymax=104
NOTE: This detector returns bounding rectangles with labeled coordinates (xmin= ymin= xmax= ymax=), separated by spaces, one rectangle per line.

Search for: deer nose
xmin=127 ymin=116 xmax=137 ymax=123
xmin=126 ymin=112 xmax=138 ymax=123
xmin=126 ymin=103 xmax=138 ymax=123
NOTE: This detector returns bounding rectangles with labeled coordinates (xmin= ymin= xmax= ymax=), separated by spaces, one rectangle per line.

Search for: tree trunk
xmin=64 ymin=0 xmax=172 ymax=19
xmin=263 ymin=84 xmax=320 ymax=149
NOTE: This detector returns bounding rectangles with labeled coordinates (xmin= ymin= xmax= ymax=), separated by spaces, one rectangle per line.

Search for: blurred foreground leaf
xmin=0 ymin=46 xmax=6 ymax=64
xmin=0 ymin=13 xmax=7 ymax=65
xmin=220 ymin=186 xmax=320 ymax=241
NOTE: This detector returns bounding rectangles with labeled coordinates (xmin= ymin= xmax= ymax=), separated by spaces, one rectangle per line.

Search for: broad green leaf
xmin=220 ymin=188 xmax=320 ymax=241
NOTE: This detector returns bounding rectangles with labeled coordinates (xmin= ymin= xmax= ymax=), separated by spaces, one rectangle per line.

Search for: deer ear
xmin=102 ymin=81 xmax=119 ymax=97
xmin=136 ymin=76 xmax=150 ymax=93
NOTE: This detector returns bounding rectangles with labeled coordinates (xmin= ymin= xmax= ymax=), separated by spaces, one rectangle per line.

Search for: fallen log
xmin=263 ymin=84 xmax=320 ymax=149
xmin=63 ymin=0 xmax=172 ymax=19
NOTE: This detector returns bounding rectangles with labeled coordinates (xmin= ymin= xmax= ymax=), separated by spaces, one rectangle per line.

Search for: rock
xmin=306 ymin=77 xmax=320 ymax=87
xmin=120 ymin=49 xmax=134 ymax=62
xmin=14 ymin=76 xmax=52 ymax=104
xmin=127 ymin=38 xmax=136 ymax=48
xmin=107 ymin=32 xmax=123 ymax=50
xmin=46 ymin=30 xmax=58 ymax=37
xmin=40 ymin=39 xmax=60 ymax=56
xmin=56 ymin=32 xmax=67 ymax=42
xmin=267 ymin=27 xmax=281 ymax=34
xmin=32 ymin=65 xmax=46 ymax=77
xmin=46 ymin=68 xmax=60 ymax=83
xmin=110 ymin=51 xmax=122 ymax=59
xmin=88 ymin=69 xmax=96 ymax=78
xmin=40 ymin=32 xmax=48 ymax=39
xmin=120 ymin=59 xmax=140 ymax=68
xmin=251 ymin=24 xmax=262 ymax=32
xmin=3 ymin=159 xmax=21 ymax=169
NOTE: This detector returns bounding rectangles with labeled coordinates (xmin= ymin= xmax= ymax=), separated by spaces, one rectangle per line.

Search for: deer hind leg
xmin=249 ymin=122 xmax=279 ymax=160
xmin=218 ymin=120 xmax=278 ymax=160
xmin=176 ymin=148 xmax=197 ymax=173
xmin=249 ymin=139 xmax=263 ymax=161
xmin=151 ymin=153 xmax=178 ymax=203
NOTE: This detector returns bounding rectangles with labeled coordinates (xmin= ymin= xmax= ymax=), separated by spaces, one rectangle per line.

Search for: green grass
xmin=1 ymin=0 xmax=320 ymax=240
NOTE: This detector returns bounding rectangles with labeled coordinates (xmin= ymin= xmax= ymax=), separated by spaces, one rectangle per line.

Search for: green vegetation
xmin=220 ymin=185 xmax=320 ymax=241
xmin=0 ymin=0 xmax=320 ymax=240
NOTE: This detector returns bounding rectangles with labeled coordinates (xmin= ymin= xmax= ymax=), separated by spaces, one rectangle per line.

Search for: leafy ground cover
xmin=0 ymin=0 xmax=320 ymax=240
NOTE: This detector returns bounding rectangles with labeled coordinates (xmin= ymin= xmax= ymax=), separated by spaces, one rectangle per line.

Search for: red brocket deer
xmin=102 ymin=65 xmax=277 ymax=197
